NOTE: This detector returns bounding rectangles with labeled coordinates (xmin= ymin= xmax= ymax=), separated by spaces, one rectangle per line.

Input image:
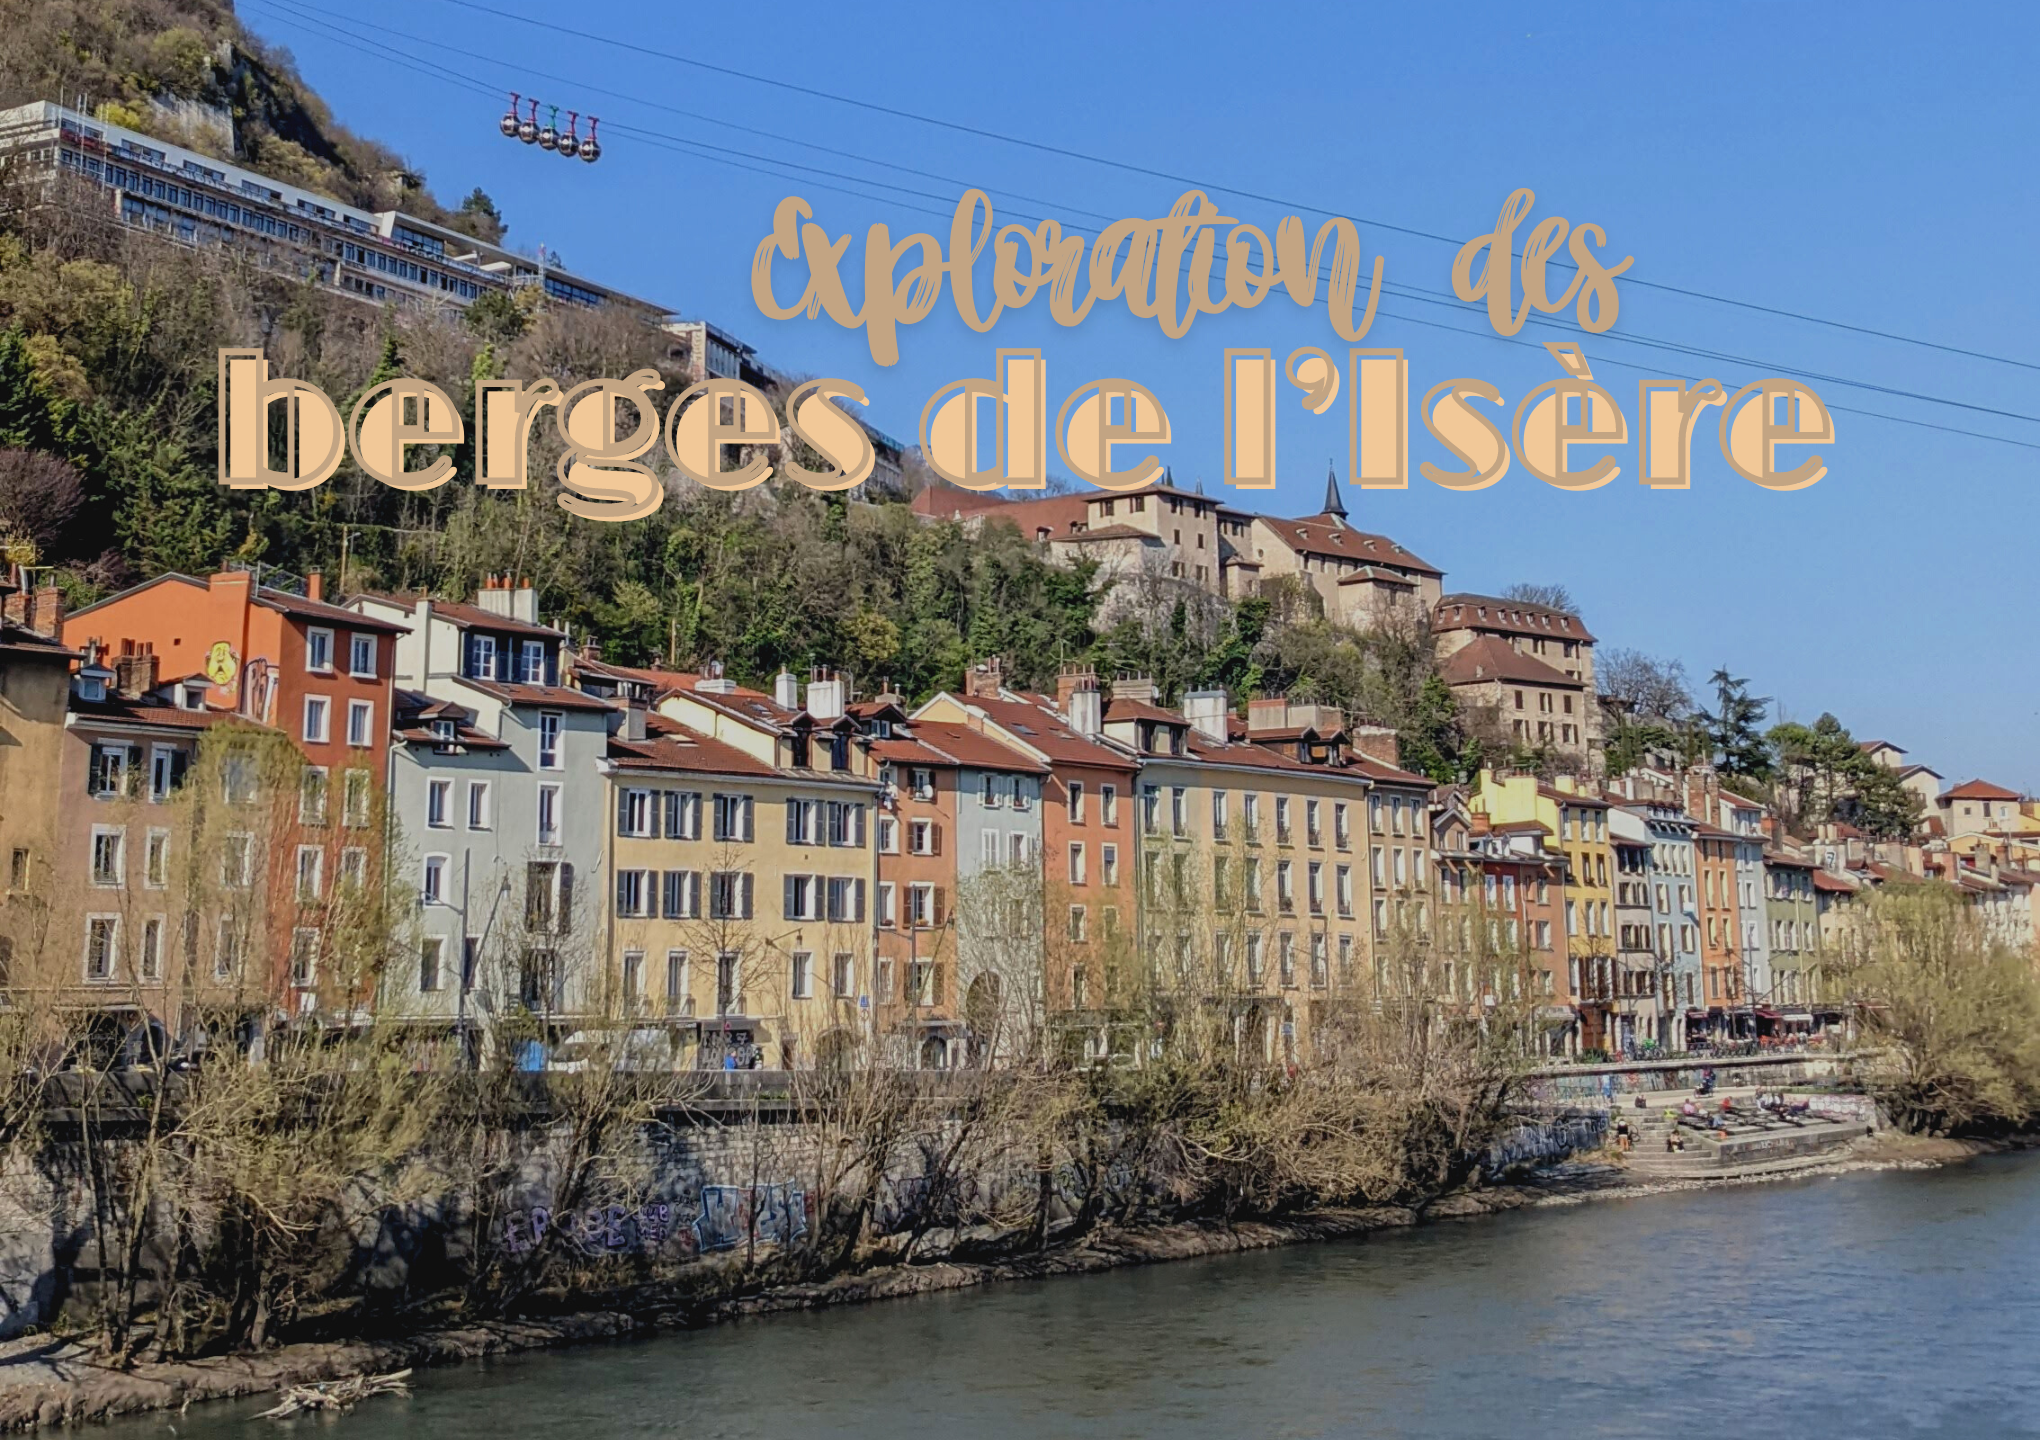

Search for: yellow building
xmin=1469 ymin=771 xmax=1616 ymax=1048
xmin=578 ymin=661 xmax=879 ymax=1070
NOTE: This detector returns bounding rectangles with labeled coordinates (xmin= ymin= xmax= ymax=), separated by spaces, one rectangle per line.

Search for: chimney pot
xmin=305 ymin=569 xmax=323 ymax=603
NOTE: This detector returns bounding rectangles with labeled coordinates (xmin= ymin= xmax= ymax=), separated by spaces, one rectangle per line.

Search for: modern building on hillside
xmin=348 ymin=580 xmax=614 ymax=1046
xmin=63 ymin=568 xmax=407 ymax=1014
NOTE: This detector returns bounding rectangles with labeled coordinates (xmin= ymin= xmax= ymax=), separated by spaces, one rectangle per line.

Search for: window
xmin=908 ymin=882 xmax=936 ymax=928
xmin=788 ymin=951 xmax=814 ymax=1000
xmin=787 ymin=798 xmax=820 ymax=845
xmin=471 ymin=634 xmax=498 ymax=681
xmin=339 ymin=846 xmax=367 ymax=890
xmin=877 ymin=882 xmax=897 ymax=928
xmin=1101 ymin=843 xmax=1119 ymax=887
xmin=536 ymin=783 xmax=562 ymax=845
xmin=666 ymin=950 xmax=688 ymax=1011
xmin=1069 ymin=781 xmax=1085 ymax=823
xmin=467 ymin=780 xmax=492 ymax=830
xmin=1101 ymin=785 xmax=1118 ymax=826
xmin=427 ymin=778 xmax=451 ymax=828
xmin=713 ymin=793 xmax=754 ymax=842
xmin=1335 ymin=802 xmax=1351 ymax=849
xmin=1068 ymin=842 xmax=1087 ymax=885
xmin=290 ymin=928 xmax=319 ymax=987
xmin=85 ymin=915 xmax=119 ymax=980
xmin=349 ymin=633 xmax=376 ymax=677
xmin=709 ymin=871 xmax=753 ymax=920
xmin=1308 ymin=861 xmax=1324 ymax=915
xmin=1278 ymin=933 xmax=1296 ymax=988
xmin=1009 ymin=832 xmax=1030 ymax=866
xmin=89 ymin=742 xmax=134 ymax=798
xmin=1275 ymin=796 xmax=1291 ymax=843
xmin=302 ymin=696 xmax=331 ymax=744
xmin=1068 ymin=905 xmax=1087 ymax=941
xmin=294 ymin=845 xmax=324 ymax=901
xmin=909 ymin=819 xmax=938 ymax=856
xmin=1012 ymin=776 xmax=1031 ymax=810
xmin=343 ymin=699 xmax=374 ymax=749
xmin=1336 ymin=864 xmax=1353 ymax=917
xmin=148 ymin=745 xmax=181 ymax=802
xmin=538 ymin=712 xmax=563 ymax=770
xmin=910 ymin=768 xmax=935 ymax=801
xmin=615 ymin=869 xmax=650 ymax=917
xmin=1277 ymin=860 xmax=1294 ymax=913
xmin=291 ymin=768 xmax=328 ymax=828
xmin=221 ymin=833 xmax=253 ymax=889
xmin=7 ymin=848 xmax=28 ymax=892
xmin=618 ymin=787 xmax=653 ymax=837
xmin=344 ymin=769 xmax=373 ymax=827
xmin=877 ymin=816 xmax=898 ymax=853
xmin=1245 ymin=932 xmax=1264 ymax=986
xmin=519 ymin=640 xmax=547 ymax=684
xmin=1310 ymin=933 xmax=1328 ymax=989
xmin=827 ymin=801 xmax=866 ymax=847
xmin=306 ymin=627 xmax=334 ymax=672
xmin=420 ymin=937 xmax=444 ymax=992
xmin=662 ymin=869 xmax=701 ymax=919
xmin=1171 ymin=787 xmax=1188 ymax=837
xmin=831 ymin=951 xmax=856 ymax=999
xmin=1307 ymin=799 xmax=1321 ymax=846
xmin=785 ymin=873 xmax=821 ymax=921
xmin=214 ymin=919 xmax=239 ymax=980
xmin=982 ymin=773 xmax=1001 ymax=807
xmin=420 ymin=853 xmax=447 ymax=905
xmin=91 ymin=826 xmax=124 ymax=887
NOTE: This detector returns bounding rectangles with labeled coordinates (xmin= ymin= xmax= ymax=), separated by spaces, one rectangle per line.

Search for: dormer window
xmin=871 ymin=718 xmax=893 ymax=740
xmin=432 ymin=718 xmax=458 ymax=743
xmin=178 ymin=680 xmax=207 ymax=711
xmin=517 ymin=639 xmax=547 ymax=685
xmin=470 ymin=634 xmax=498 ymax=681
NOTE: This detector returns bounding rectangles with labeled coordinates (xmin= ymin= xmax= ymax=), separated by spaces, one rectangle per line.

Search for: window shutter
xmin=558 ymin=863 xmax=575 ymax=928
xmin=664 ymin=792 xmax=680 ymax=839
xmin=740 ymin=872 xmax=754 ymax=918
xmin=933 ymin=886 xmax=947 ymax=927
xmin=616 ymin=787 xmax=631 ymax=836
xmin=616 ymin=872 xmax=630 ymax=916
xmin=742 ymin=798 xmax=755 ymax=843
xmin=930 ymin=822 xmax=942 ymax=856
xmin=854 ymin=879 xmax=867 ymax=923
xmin=786 ymin=802 xmax=800 ymax=845
xmin=784 ymin=874 xmax=798 ymax=919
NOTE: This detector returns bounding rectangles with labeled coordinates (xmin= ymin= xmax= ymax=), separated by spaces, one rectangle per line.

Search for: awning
xmin=1685 ymin=1008 xmax=1710 ymax=1019
xmin=1779 ymin=1011 xmax=1815 ymax=1024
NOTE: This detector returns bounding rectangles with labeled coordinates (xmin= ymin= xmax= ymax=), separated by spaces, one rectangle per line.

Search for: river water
xmin=128 ymin=1155 xmax=2040 ymax=1439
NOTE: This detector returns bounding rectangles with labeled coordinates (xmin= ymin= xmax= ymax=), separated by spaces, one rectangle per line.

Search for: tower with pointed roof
xmin=1321 ymin=459 xmax=1348 ymax=526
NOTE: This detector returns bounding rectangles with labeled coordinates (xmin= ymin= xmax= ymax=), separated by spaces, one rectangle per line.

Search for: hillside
xmin=0 ymin=0 xmax=504 ymax=241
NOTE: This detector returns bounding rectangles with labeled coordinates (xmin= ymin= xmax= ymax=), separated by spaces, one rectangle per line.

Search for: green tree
xmin=1701 ymin=668 xmax=1772 ymax=780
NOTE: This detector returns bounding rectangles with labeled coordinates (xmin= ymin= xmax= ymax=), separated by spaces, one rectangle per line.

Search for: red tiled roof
xmin=1538 ymin=786 xmax=1611 ymax=809
xmin=465 ymin=680 xmax=615 ymax=712
xmin=1052 ymin=523 xmax=1157 ymax=544
xmin=1102 ymin=697 xmax=1187 ymax=726
xmin=608 ymin=719 xmax=776 ymax=777
xmin=1254 ymin=516 xmax=1441 ymax=576
xmin=1764 ymin=851 xmax=1817 ymax=869
xmin=1433 ymin=594 xmax=1595 ymax=644
xmin=904 ymin=718 xmax=1049 ymax=774
xmin=260 ymin=587 xmax=410 ymax=633
xmin=67 ymin=696 xmax=243 ymax=731
xmin=1348 ymin=756 xmax=1434 ymax=790
xmin=1943 ymin=779 xmax=2021 ymax=802
xmin=947 ymin=693 xmax=1138 ymax=771
xmin=1438 ymin=635 xmax=1583 ymax=690
xmin=1811 ymin=870 xmax=1855 ymax=893
xmin=424 ymin=600 xmax=568 ymax=640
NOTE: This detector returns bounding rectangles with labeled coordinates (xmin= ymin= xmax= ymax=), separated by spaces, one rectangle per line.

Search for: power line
xmin=237 ymin=3 xmax=2040 ymax=453
xmin=251 ymin=0 xmax=2040 ymax=432
xmin=406 ymin=0 xmax=2040 ymax=376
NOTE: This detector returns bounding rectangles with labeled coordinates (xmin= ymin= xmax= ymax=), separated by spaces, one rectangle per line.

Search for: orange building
xmin=61 ymin=569 xmax=408 ymax=1013
xmin=1693 ymin=826 xmax=1746 ymax=1036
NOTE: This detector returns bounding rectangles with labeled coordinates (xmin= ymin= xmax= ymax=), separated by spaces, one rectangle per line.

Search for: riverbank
xmin=0 ymin=1130 xmax=2016 ymax=1434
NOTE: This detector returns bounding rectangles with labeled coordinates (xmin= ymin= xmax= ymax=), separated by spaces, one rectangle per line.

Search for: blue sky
xmin=241 ymin=0 xmax=2040 ymax=791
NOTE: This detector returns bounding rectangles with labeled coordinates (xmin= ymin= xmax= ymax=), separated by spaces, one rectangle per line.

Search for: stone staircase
xmin=1613 ymin=1100 xmax=1872 ymax=1181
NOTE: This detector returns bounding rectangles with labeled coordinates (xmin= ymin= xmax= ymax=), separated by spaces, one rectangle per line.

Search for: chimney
xmin=579 ymin=635 xmax=603 ymax=665
xmin=1348 ymin=724 xmax=1401 ymax=768
xmin=1246 ymin=696 xmax=1288 ymax=734
xmin=1285 ymin=701 xmax=1345 ymax=736
xmin=1109 ymin=674 xmax=1156 ymax=705
xmin=774 ymin=670 xmax=800 ymax=710
xmin=965 ymin=656 xmax=1004 ymax=699
xmin=305 ymin=569 xmax=323 ymax=603
xmin=113 ymin=645 xmax=159 ymax=700
xmin=1064 ymin=671 xmax=1102 ymax=737
xmin=621 ymin=697 xmax=648 ymax=742
xmin=25 ymin=586 xmax=63 ymax=640
xmin=476 ymin=574 xmax=513 ymax=617
xmin=509 ymin=577 xmax=538 ymax=623
xmin=874 ymin=676 xmax=904 ymax=707
xmin=1182 ymin=690 xmax=1229 ymax=744
xmin=806 ymin=666 xmax=846 ymax=720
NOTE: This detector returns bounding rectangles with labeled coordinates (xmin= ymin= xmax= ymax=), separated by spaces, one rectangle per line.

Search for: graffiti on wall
xmin=498 ymin=1184 xmax=813 ymax=1258
xmin=1483 ymin=1112 xmax=1608 ymax=1175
